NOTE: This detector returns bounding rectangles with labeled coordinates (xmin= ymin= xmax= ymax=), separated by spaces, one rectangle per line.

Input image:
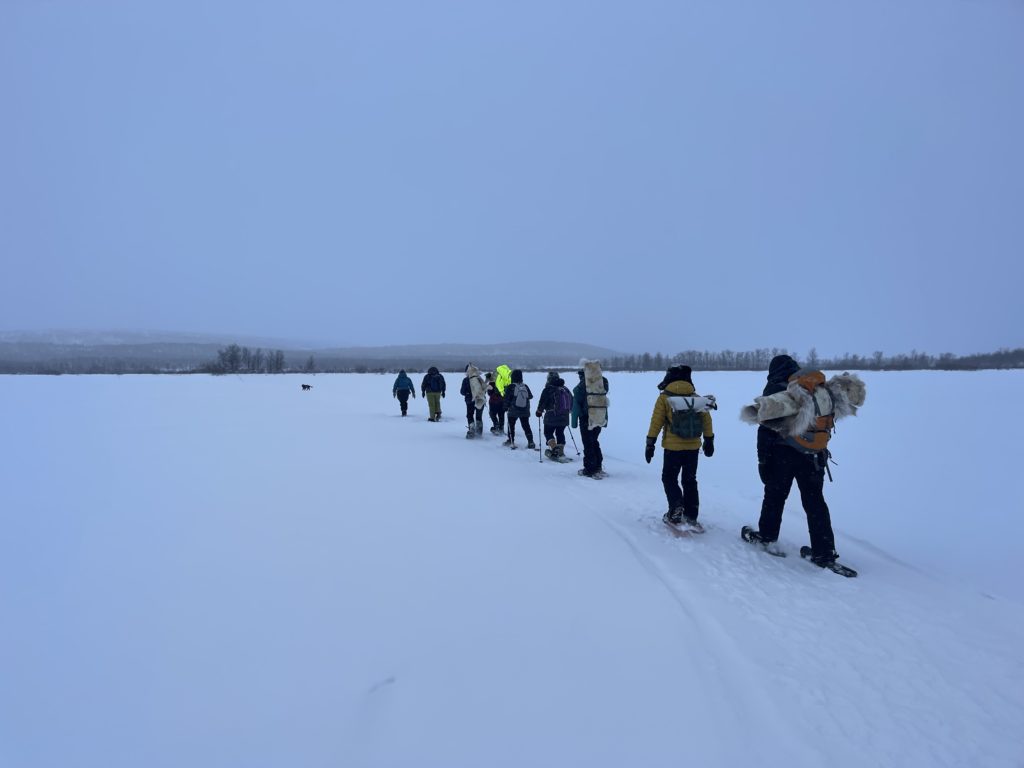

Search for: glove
xmin=392 ymin=392 xmax=396 ymax=399
xmin=758 ymin=461 xmax=770 ymax=485
xmin=535 ymin=410 xmax=542 ymax=418
xmin=571 ymin=417 xmax=578 ymax=429
xmin=645 ymin=437 xmax=656 ymax=464
xmin=702 ymin=435 xmax=715 ymax=458
xmin=442 ymin=392 xmax=445 ymax=398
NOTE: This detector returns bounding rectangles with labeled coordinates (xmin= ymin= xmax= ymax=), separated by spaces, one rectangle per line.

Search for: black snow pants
xmin=396 ymin=389 xmax=411 ymax=414
xmin=465 ymin=401 xmax=484 ymax=427
xmin=507 ymin=413 xmax=534 ymax=444
xmin=489 ymin=401 xmax=506 ymax=431
xmin=543 ymin=424 xmax=566 ymax=446
xmin=757 ymin=445 xmax=836 ymax=557
xmin=662 ymin=448 xmax=699 ymax=520
xmin=579 ymin=414 xmax=603 ymax=473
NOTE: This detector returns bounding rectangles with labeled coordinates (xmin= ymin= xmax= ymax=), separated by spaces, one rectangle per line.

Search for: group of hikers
xmin=391 ymin=354 xmax=866 ymax=573
xmin=391 ymin=362 xmax=609 ymax=476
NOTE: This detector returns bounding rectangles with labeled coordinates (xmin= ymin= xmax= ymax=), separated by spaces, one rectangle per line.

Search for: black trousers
xmin=543 ymin=423 xmax=566 ymax=445
xmin=396 ymin=389 xmax=411 ymax=414
xmin=465 ymin=401 xmax=483 ymax=426
xmin=662 ymin=449 xmax=699 ymax=519
xmin=489 ymin=402 xmax=506 ymax=430
xmin=757 ymin=446 xmax=836 ymax=556
xmin=579 ymin=415 xmax=603 ymax=472
xmin=507 ymin=414 xmax=534 ymax=443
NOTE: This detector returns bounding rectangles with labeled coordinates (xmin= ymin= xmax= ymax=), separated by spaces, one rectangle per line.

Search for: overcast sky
xmin=2 ymin=0 xmax=1022 ymax=356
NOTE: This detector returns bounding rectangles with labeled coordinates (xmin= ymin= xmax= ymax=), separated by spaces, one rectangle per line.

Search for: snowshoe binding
xmin=741 ymin=526 xmax=787 ymax=557
xmin=799 ymin=546 xmax=858 ymax=577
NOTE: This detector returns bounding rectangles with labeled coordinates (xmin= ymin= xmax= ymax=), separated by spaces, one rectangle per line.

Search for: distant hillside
xmin=0 ymin=332 xmax=623 ymax=374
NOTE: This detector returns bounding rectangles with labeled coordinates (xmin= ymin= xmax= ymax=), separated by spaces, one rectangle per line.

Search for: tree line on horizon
xmin=2 ymin=344 xmax=1020 ymax=375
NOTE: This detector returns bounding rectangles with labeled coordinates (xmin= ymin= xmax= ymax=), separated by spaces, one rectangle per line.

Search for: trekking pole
xmin=567 ymin=425 xmax=581 ymax=456
xmin=538 ymin=415 xmax=543 ymax=463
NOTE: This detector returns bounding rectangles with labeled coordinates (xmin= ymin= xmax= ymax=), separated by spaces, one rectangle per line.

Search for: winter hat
xmin=399 ymin=369 xmax=406 ymax=375
xmin=546 ymin=371 xmax=560 ymax=384
xmin=577 ymin=369 xmax=585 ymax=380
xmin=657 ymin=365 xmax=692 ymax=390
xmin=767 ymin=355 xmax=800 ymax=384
xmin=511 ymin=369 xmax=524 ymax=383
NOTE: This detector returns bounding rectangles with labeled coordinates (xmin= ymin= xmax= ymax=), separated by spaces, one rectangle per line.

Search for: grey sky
xmin=2 ymin=0 xmax=1022 ymax=356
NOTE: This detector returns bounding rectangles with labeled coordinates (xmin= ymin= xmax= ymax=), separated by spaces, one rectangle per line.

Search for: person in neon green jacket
xmin=495 ymin=364 xmax=512 ymax=396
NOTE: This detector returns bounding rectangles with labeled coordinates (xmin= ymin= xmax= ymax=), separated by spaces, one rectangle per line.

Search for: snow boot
xmin=663 ymin=509 xmax=683 ymax=526
xmin=741 ymin=526 xmax=786 ymax=557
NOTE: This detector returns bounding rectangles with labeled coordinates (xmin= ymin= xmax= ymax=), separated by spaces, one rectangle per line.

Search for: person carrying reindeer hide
xmin=739 ymin=354 xmax=866 ymax=566
xmin=572 ymin=359 xmax=609 ymax=478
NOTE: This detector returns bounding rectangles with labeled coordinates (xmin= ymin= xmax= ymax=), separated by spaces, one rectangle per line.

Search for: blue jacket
xmin=393 ymin=372 xmax=415 ymax=394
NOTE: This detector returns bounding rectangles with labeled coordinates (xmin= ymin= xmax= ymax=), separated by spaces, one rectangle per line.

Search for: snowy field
xmin=2 ymin=370 xmax=1023 ymax=768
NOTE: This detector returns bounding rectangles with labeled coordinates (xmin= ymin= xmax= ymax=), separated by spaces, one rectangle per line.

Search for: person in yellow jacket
xmin=645 ymin=365 xmax=715 ymax=532
xmin=494 ymin=365 xmax=512 ymax=396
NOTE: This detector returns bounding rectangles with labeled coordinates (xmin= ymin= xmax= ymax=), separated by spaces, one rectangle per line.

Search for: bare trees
xmin=209 ymin=345 xmax=287 ymax=374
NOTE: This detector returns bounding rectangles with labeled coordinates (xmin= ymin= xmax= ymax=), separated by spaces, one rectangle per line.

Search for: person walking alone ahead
xmin=420 ymin=366 xmax=446 ymax=422
xmin=536 ymin=371 xmax=573 ymax=460
xmin=502 ymin=369 xmax=536 ymax=449
xmin=645 ymin=365 xmax=715 ymax=532
xmin=392 ymin=369 xmax=416 ymax=416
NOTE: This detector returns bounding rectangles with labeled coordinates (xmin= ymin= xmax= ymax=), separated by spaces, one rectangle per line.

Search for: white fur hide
xmin=739 ymin=373 xmax=866 ymax=438
xmin=466 ymin=365 xmax=487 ymax=409
xmin=581 ymin=359 xmax=608 ymax=428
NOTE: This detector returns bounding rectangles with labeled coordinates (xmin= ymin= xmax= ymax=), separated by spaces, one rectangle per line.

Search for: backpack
xmin=513 ymin=383 xmax=530 ymax=409
xmin=552 ymin=387 xmax=572 ymax=416
xmin=784 ymin=370 xmax=835 ymax=454
xmin=667 ymin=395 xmax=707 ymax=440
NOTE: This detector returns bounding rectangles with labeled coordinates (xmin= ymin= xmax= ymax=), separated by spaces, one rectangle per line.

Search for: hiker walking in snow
xmin=485 ymin=372 xmax=506 ymax=435
xmin=461 ymin=363 xmax=488 ymax=438
xmin=502 ymin=369 xmax=536 ymax=449
xmin=421 ymin=366 xmax=446 ymax=422
xmin=536 ymin=371 xmax=573 ymax=461
xmin=645 ymin=365 xmax=715 ymax=532
xmin=739 ymin=355 xmax=866 ymax=571
xmin=392 ymin=369 xmax=416 ymax=417
xmin=572 ymin=361 xmax=609 ymax=477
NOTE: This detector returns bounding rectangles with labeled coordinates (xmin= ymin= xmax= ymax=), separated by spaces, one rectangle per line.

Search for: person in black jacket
xmin=743 ymin=355 xmax=838 ymax=562
xmin=536 ymin=371 xmax=572 ymax=460
xmin=502 ymin=369 xmax=536 ymax=449
xmin=420 ymin=366 xmax=446 ymax=422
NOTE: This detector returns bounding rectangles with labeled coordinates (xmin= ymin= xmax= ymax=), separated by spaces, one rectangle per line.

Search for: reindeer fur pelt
xmin=740 ymin=374 xmax=866 ymax=438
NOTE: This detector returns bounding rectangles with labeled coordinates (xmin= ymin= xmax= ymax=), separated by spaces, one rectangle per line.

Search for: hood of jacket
xmin=663 ymin=379 xmax=696 ymax=397
xmin=767 ymin=355 xmax=800 ymax=385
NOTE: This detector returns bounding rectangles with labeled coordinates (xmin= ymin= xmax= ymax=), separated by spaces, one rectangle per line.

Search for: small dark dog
xmin=301 ymin=384 xmax=313 ymax=391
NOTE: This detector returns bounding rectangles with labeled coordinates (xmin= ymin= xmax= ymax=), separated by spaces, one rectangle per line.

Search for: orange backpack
xmin=785 ymin=370 xmax=835 ymax=454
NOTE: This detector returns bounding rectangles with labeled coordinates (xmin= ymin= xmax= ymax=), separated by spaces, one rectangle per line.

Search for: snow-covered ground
xmin=2 ymin=371 xmax=1022 ymax=767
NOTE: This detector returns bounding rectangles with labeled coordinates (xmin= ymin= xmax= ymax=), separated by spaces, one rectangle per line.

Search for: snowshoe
xmin=800 ymin=546 xmax=858 ymax=577
xmin=466 ymin=427 xmax=477 ymax=439
xmin=740 ymin=526 xmax=786 ymax=557
xmin=527 ymin=442 xmax=538 ymax=450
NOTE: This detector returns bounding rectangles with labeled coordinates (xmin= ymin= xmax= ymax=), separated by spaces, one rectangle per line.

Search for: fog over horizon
xmin=2 ymin=0 xmax=1022 ymax=358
